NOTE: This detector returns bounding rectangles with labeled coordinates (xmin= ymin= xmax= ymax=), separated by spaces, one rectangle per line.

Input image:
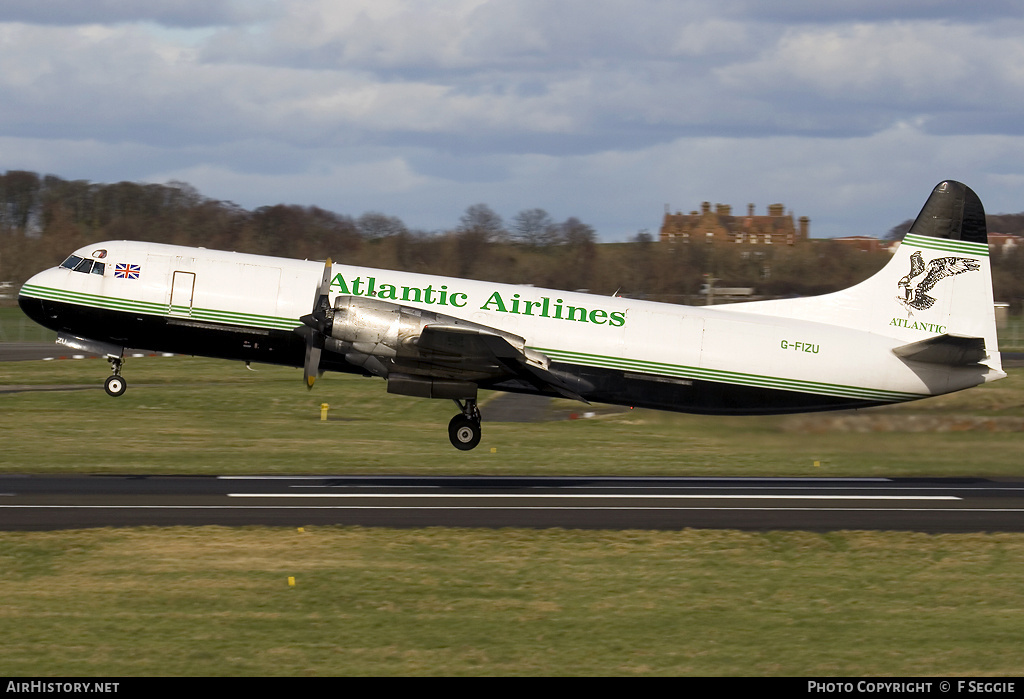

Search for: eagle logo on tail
xmin=897 ymin=250 xmax=980 ymax=311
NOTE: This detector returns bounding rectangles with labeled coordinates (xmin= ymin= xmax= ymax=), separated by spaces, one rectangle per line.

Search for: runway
xmin=3 ymin=342 xmax=1024 ymax=533
xmin=2 ymin=474 xmax=1023 ymax=532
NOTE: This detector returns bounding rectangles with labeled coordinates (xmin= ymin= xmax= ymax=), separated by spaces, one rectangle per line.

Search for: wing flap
xmin=417 ymin=325 xmax=587 ymax=402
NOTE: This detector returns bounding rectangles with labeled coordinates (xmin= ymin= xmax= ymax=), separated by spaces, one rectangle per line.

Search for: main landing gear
xmin=104 ymin=355 xmax=127 ymax=397
xmin=448 ymin=398 xmax=482 ymax=451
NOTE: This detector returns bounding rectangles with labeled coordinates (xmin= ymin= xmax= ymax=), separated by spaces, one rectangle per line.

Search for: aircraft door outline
xmin=170 ymin=271 xmax=196 ymax=317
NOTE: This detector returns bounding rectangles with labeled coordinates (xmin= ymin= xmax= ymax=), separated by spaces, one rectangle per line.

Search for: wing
xmin=415 ymin=325 xmax=587 ymax=402
xmin=318 ymin=295 xmax=588 ymax=403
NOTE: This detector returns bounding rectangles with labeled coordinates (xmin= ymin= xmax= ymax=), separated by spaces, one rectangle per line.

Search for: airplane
xmin=17 ymin=180 xmax=1004 ymax=450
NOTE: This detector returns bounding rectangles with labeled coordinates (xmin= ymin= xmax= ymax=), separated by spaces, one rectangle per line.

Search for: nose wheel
xmin=104 ymin=356 xmax=127 ymax=397
xmin=449 ymin=398 xmax=482 ymax=450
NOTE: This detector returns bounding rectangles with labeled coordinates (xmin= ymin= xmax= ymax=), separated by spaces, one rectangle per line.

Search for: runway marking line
xmin=0 ymin=505 xmax=1020 ymax=513
xmin=227 ymin=493 xmax=961 ymax=501
xmin=217 ymin=476 xmax=894 ymax=481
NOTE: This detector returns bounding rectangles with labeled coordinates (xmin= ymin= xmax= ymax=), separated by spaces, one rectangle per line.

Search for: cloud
xmin=2 ymin=1 xmax=1024 ymax=241
xmin=716 ymin=20 xmax=1024 ymax=136
xmin=0 ymin=0 xmax=277 ymax=27
xmin=715 ymin=0 xmax=1024 ymax=24
xmin=720 ymin=22 xmax=1022 ymax=98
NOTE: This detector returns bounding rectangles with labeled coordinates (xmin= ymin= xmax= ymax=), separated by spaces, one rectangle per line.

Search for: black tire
xmin=448 ymin=414 xmax=481 ymax=451
xmin=104 ymin=375 xmax=127 ymax=397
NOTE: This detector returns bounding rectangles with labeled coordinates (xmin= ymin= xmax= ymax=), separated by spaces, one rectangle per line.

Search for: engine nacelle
xmin=325 ymin=295 xmax=527 ymax=360
xmin=325 ymin=296 xmax=408 ymax=357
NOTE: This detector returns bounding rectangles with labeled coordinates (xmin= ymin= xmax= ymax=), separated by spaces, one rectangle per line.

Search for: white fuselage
xmin=18 ymin=239 xmax=1004 ymax=415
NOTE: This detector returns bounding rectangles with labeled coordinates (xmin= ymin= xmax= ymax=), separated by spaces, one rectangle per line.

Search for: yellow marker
xmin=297 ymin=527 xmax=305 ymax=533
xmin=288 ymin=577 xmax=295 ymax=587
xmin=814 ymin=460 xmax=821 ymax=468
xmin=490 ymin=447 xmax=497 ymax=453
xmin=320 ymin=403 xmax=329 ymax=421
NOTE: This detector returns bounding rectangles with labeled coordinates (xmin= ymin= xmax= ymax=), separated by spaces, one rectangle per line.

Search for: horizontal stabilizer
xmin=892 ymin=334 xmax=987 ymax=366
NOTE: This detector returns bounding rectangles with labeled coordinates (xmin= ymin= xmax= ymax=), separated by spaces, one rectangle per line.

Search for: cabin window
xmin=60 ymin=255 xmax=84 ymax=270
xmin=91 ymin=262 xmax=105 ymax=276
xmin=74 ymin=258 xmax=94 ymax=273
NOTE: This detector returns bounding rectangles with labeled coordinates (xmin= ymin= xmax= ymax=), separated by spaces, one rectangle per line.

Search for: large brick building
xmin=660 ymin=201 xmax=810 ymax=245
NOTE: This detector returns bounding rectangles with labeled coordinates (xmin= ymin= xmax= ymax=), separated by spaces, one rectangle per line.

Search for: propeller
xmin=298 ymin=258 xmax=333 ymax=389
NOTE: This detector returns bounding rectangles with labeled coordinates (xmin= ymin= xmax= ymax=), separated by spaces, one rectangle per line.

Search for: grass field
xmin=2 ymin=351 xmax=1024 ymax=476
xmin=3 ymin=316 xmax=1024 ymax=676
xmin=2 ymin=527 xmax=1024 ymax=676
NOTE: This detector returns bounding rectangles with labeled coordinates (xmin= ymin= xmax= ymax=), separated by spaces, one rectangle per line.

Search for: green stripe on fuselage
xmin=21 ymin=283 xmax=925 ymax=403
xmin=20 ymin=284 xmax=299 ymax=332
xmin=534 ymin=346 xmax=924 ymax=403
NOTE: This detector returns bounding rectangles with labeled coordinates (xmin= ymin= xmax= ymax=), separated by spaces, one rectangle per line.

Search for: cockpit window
xmin=59 ymin=255 xmax=104 ymax=275
xmin=60 ymin=255 xmax=84 ymax=270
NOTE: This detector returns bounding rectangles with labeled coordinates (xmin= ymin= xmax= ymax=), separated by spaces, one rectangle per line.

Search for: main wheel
xmin=104 ymin=375 xmax=127 ymax=397
xmin=448 ymin=414 xmax=481 ymax=451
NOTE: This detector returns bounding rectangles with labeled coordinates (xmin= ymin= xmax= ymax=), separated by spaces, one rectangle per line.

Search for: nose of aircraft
xmin=18 ymin=268 xmax=59 ymax=330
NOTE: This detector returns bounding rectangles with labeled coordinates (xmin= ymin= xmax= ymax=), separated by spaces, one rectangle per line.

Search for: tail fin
xmin=722 ymin=181 xmax=1002 ymax=374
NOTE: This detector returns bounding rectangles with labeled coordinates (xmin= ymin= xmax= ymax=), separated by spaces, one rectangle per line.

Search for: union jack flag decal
xmin=115 ymin=263 xmax=141 ymax=280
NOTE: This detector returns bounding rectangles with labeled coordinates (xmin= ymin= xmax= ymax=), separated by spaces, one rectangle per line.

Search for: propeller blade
xmin=297 ymin=258 xmax=333 ymax=389
xmin=304 ymin=342 xmax=322 ymax=389
xmin=313 ymin=257 xmax=333 ymax=315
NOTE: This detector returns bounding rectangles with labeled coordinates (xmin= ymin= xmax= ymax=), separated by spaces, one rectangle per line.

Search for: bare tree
xmin=458 ymin=203 xmax=506 ymax=242
xmin=885 ymin=219 xmax=913 ymax=241
xmin=510 ymin=208 xmax=558 ymax=247
xmin=561 ymin=217 xmax=595 ymax=247
xmin=452 ymin=204 xmax=505 ymax=276
xmin=357 ymin=211 xmax=408 ymax=240
xmin=557 ymin=217 xmax=597 ymax=290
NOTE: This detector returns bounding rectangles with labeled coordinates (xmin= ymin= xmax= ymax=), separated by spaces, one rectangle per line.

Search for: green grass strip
xmin=2 ymin=527 xmax=1024 ymax=676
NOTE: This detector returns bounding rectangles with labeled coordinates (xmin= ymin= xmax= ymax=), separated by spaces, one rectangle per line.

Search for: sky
xmin=2 ymin=0 xmax=1024 ymax=241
